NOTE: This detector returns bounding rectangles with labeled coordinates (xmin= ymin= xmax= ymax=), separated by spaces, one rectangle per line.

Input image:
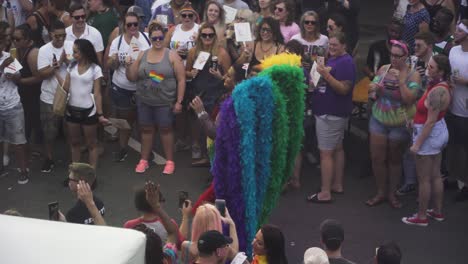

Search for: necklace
xmin=260 ymin=41 xmax=275 ymax=53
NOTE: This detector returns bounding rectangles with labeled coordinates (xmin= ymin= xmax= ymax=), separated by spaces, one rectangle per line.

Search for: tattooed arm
xmin=410 ymin=86 xmax=451 ymax=153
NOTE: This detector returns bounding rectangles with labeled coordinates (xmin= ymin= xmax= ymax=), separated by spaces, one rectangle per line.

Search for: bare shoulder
xmin=427 ymin=85 xmax=450 ymax=111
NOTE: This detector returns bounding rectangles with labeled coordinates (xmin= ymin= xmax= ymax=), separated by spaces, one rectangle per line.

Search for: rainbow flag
xmin=149 ymin=70 xmax=165 ymax=84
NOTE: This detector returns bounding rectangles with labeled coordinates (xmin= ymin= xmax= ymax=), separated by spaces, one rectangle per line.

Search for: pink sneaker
xmin=135 ymin=159 xmax=149 ymax=173
xmin=162 ymin=160 xmax=175 ymax=175
xmin=426 ymin=209 xmax=445 ymax=221
xmin=402 ymin=214 xmax=428 ymax=227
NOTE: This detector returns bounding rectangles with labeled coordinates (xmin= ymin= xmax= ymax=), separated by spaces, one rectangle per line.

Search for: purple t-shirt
xmin=311 ymin=54 xmax=356 ymax=117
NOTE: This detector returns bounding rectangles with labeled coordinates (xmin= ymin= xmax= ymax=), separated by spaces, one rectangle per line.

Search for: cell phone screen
xmin=215 ymin=199 xmax=226 ymax=217
xmin=178 ymin=191 xmax=189 ymax=208
xmin=48 ymin=202 xmax=59 ymax=221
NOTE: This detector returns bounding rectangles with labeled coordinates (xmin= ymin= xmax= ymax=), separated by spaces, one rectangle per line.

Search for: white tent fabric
xmin=0 ymin=214 xmax=146 ymax=264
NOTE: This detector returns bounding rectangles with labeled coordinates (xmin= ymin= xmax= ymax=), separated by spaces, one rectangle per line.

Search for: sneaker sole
xmin=41 ymin=166 xmax=54 ymax=173
xmin=135 ymin=165 xmax=149 ymax=173
xmin=426 ymin=211 xmax=445 ymax=222
xmin=401 ymin=217 xmax=428 ymax=227
xmin=114 ymin=153 xmax=128 ymax=162
xmin=18 ymin=179 xmax=29 ymax=184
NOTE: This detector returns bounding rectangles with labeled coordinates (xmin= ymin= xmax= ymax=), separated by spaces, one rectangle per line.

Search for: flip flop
xmin=306 ymin=193 xmax=333 ymax=204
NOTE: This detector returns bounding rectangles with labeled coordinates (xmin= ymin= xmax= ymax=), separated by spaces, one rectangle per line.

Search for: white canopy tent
xmin=0 ymin=214 xmax=146 ymax=264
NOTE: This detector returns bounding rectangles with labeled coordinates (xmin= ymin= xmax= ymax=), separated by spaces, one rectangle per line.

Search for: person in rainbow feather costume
xmin=210 ymin=52 xmax=306 ymax=258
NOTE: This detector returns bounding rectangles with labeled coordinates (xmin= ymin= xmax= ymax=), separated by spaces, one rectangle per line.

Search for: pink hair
xmin=191 ymin=203 xmax=223 ymax=242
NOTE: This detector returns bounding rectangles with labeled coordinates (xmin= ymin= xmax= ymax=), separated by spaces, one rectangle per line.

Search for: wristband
xmin=97 ymin=113 xmax=103 ymax=117
xmin=197 ymin=110 xmax=207 ymax=118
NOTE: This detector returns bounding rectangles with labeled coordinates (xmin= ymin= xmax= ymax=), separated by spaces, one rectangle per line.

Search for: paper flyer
xmin=4 ymin=59 xmax=23 ymax=74
xmin=193 ymin=51 xmax=210 ymax=70
xmin=234 ymin=22 xmax=253 ymax=42
xmin=129 ymin=36 xmax=140 ymax=60
xmin=223 ymin=5 xmax=238 ymax=24
xmin=309 ymin=62 xmax=321 ymax=87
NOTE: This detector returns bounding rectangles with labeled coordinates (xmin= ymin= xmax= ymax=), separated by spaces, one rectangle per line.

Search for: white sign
xmin=223 ymin=5 xmax=237 ymax=24
xmin=234 ymin=22 xmax=252 ymax=42
xmin=309 ymin=62 xmax=321 ymax=87
xmin=193 ymin=51 xmax=210 ymax=70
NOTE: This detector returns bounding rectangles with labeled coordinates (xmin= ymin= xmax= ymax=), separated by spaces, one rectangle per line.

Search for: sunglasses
xmin=275 ymin=7 xmax=284 ymax=12
xmin=181 ymin=13 xmax=194 ymax=19
xmin=201 ymin=33 xmax=215 ymax=39
xmin=73 ymin=15 xmax=86 ymax=20
xmin=260 ymin=28 xmax=272 ymax=33
xmin=304 ymin=20 xmax=317 ymax=25
xmin=151 ymin=36 xmax=164 ymax=42
xmin=126 ymin=22 xmax=139 ymax=28
xmin=235 ymin=16 xmax=247 ymax=21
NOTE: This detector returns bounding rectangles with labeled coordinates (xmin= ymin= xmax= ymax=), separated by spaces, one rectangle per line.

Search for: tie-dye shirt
xmin=371 ymin=71 xmax=422 ymax=127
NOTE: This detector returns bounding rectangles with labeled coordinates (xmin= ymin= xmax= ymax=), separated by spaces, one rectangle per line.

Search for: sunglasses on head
xmin=304 ymin=20 xmax=316 ymax=25
xmin=201 ymin=33 xmax=215 ymax=39
xmin=151 ymin=36 xmax=164 ymax=42
xmin=275 ymin=7 xmax=284 ymax=12
xmin=73 ymin=15 xmax=86 ymax=20
xmin=126 ymin=22 xmax=139 ymax=28
xmin=181 ymin=13 xmax=194 ymax=19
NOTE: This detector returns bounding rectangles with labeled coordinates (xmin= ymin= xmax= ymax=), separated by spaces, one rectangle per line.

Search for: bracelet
xmin=197 ymin=110 xmax=207 ymax=118
xmin=97 ymin=113 xmax=103 ymax=117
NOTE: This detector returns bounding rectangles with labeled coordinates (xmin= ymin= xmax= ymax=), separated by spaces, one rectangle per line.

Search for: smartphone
xmin=416 ymin=60 xmax=425 ymax=69
xmin=178 ymin=191 xmax=189 ymax=208
xmin=215 ymin=199 xmax=226 ymax=217
xmin=316 ymin=56 xmax=325 ymax=66
xmin=48 ymin=201 xmax=59 ymax=221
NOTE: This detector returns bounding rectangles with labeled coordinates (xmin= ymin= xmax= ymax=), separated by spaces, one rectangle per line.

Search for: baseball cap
xmin=127 ymin=6 xmax=145 ymax=18
xmin=303 ymin=247 xmax=329 ymax=264
xmin=197 ymin=230 xmax=233 ymax=255
xmin=320 ymin=219 xmax=344 ymax=244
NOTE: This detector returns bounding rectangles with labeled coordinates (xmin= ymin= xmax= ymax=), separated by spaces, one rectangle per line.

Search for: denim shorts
xmin=0 ymin=103 xmax=27 ymax=145
xmin=315 ymin=115 xmax=348 ymax=150
xmin=369 ymin=116 xmax=410 ymax=142
xmin=136 ymin=98 xmax=174 ymax=127
xmin=413 ymin=119 xmax=449 ymax=155
xmin=111 ymin=84 xmax=136 ymax=111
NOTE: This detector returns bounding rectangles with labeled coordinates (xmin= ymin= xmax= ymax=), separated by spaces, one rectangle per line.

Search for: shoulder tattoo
xmin=427 ymin=88 xmax=448 ymax=111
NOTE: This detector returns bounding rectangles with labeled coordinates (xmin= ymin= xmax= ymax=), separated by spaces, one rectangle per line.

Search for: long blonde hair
xmin=190 ymin=204 xmax=223 ymax=242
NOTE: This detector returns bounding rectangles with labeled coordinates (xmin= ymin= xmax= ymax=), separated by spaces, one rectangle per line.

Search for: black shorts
xmin=446 ymin=112 xmax=468 ymax=147
xmin=66 ymin=114 xmax=98 ymax=125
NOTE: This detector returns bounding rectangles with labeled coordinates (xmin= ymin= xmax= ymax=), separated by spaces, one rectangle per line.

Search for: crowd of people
xmin=1 ymin=0 xmax=468 ymax=263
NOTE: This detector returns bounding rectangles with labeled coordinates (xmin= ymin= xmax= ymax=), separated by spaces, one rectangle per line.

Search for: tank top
xmin=169 ymin=24 xmax=199 ymax=51
xmin=372 ymin=68 xmax=422 ymax=127
xmin=18 ymin=47 xmax=41 ymax=98
xmin=136 ymin=48 xmax=177 ymax=106
xmin=250 ymin=41 xmax=280 ymax=67
xmin=414 ymin=81 xmax=449 ymax=124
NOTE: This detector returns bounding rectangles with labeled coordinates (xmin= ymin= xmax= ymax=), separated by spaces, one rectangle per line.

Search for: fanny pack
xmin=67 ymin=105 xmax=93 ymax=121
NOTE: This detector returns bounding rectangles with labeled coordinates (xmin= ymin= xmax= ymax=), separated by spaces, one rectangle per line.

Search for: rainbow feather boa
xmin=211 ymin=53 xmax=305 ymax=257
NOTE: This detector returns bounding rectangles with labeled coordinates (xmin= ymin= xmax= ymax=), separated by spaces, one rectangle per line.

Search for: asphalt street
xmin=1 ymin=1 xmax=468 ymax=263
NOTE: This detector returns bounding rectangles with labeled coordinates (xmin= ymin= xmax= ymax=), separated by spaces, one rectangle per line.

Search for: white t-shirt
xmin=37 ymin=41 xmax=74 ymax=104
xmin=449 ymin=46 xmax=468 ymax=117
xmin=0 ymin=52 xmax=20 ymax=111
xmin=67 ymin=63 xmax=103 ymax=116
xmin=169 ymin=23 xmax=199 ymax=51
xmin=6 ymin=0 xmax=32 ymax=26
xmin=217 ymin=0 xmax=249 ymax=10
xmin=65 ymin=24 xmax=104 ymax=53
xmin=290 ymin=33 xmax=329 ymax=51
xmin=109 ymin=32 xmax=151 ymax=91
